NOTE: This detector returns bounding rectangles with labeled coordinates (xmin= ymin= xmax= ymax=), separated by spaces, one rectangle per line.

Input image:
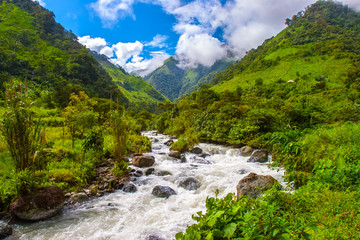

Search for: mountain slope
xmin=210 ymin=1 xmax=360 ymax=92
xmin=92 ymin=52 xmax=167 ymax=112
xmin=144 ymin=56 xmax=234 ymax=101
xmin=0 ymin=0 xmax=125 ymax=107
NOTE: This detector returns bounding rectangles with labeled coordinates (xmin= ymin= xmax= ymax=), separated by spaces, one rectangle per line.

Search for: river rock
xmin=247 ymin=149 xmax=268 ymax=163
xmin=164 ymin=140 xmax=174 ymax=146
xmin=70 ymin=193 xmax=88 ymax=203
xmin=0 ymin=221 xmax=12 ymax=239
xmin=145 ymin=168 xmax=155 ymax=176
xmin=152 ymin=185 xmax=177 ymax=198
xmin=179 ymin=177 xmax=201 ymax=191
xmin=132 ymin=155 xmax=155 ymax=167
xmin=190 ymin=147 xmax=203 ymax=154
xmin=123 ymin=183 xmax=137 ymax=193
xmin=237 ymin=169 xmax=247 ymax=174
xmin=10 ymin=186 xmax=65 ymax=221
xmin=145 ymin=234 xmax=165 ymax=240
xmin=155 ymin=170 xmax=172 ymax=176
xmin=239 ymin=146 xmax=254 ymax=157
xmin=169 ymin=151 xmax=181 ymax=159
xmin=133 ymin=153 xmax=143 ymax=157
xmin=199 ymin=153 xmax=210 ymax=158
xmin=236 ymin=172 xmax=278 ymax=199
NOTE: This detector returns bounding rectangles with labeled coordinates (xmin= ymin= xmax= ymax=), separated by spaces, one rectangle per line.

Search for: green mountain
xmin=210 ymin=1 xmax=360 ymax=92
xmin=0 ymin=0 xmax=124 ymax=107
xmin=92 ymin=52 xmax=167 ymax=112
xmin=0 ymin=0 xmax=166 ymax=112
xmin=144 ymin=56 xmax=234 ymax=101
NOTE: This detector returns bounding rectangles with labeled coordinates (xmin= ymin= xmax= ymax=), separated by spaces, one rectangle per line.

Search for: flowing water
xmin=13 ymin=131 xmax=285 ymax=240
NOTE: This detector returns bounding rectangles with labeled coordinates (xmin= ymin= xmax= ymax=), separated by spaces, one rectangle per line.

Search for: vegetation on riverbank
xmin=151 ymin=1 xmax=360 ymax=239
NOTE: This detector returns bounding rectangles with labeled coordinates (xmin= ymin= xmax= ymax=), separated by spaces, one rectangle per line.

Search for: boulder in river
xmin=123 ymin=182 xmax=137 ymax=193
xmin=190 ymin=147 xmax=203 ymax=154
xmin=69 ymin=192 xmax=88 ymax=203
xmin=247 ymin=149 xmax=268 ymax=163
xmin=164 ymin=140 xmax=174 ymax=146
xmin=152 ymin=185 xmax=177 ymax=198
xmin=145 ymin=168 xmax=155 ymax=176
xmin=155 ymin=170 xmax=172 ymax=176
xmin=236 ymin=172 xmax=278 ymax=199
xmin=168 ymin=151 xmax=181 ymax=159
xmin=179 ymin=177 xmax=201 ymax=191
xmin=10 ymin=186 xmax=65 ymax=221
xmin=239 ymin=146 xmax=254 ymax=157
xmin=132 ymin=155 xmax=155 ymax=167
xmin=0 ymin=221 xmax=12 ymax=239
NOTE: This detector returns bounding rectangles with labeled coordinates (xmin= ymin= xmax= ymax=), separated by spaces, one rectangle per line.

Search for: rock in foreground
xmin=10 ymin=186 xmax=65 ymax=221
xmin=236 ymin=172 xmax=278 ymax=199
xmin=152 ymin=185 xmax=177 ymax=198
xmin=132 ymin=155 xmax=155 ymax=167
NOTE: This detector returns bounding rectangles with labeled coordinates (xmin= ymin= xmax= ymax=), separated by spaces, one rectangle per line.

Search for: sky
xmin=34 ymin=0 xmax=360 ymax=76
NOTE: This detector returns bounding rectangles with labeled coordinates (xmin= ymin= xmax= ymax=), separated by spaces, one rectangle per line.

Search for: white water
xmin=13 ymin=131 xmax=285 ymax=240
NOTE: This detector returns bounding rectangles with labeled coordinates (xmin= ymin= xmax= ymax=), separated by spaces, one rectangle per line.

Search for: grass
xmin=212 ymin=55 xmax=352 ymax=93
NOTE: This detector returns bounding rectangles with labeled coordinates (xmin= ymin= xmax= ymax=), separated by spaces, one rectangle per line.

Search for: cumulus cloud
xmin=146 ymin=34 xmax=168 ymax=48
xmin=175 ymin=33 xmax=227 ymax=68
xmin=124 ymin=51 xmax=170 ymax=76
xmin=90 ymin=0 xmax=135 ymax=27
xmin=77 ymin=35 xmax=169 ymax=76
xmin=112 ymin=41 xmax=143 ymax=66
xmin=78 ymin=35 xmax=108 ymax=52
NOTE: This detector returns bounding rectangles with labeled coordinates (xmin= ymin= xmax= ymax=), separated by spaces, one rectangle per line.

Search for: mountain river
xmin=13 ymin=131 xmax=285 ymax=239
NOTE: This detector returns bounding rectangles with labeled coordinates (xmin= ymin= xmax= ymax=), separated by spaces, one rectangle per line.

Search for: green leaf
xmin=224 ymin=222 xmax=237 ymax=238
xmin=175 ymin=232 xmax=183 ymax=240
xmin=208 ymin=210 xmax=225 ymax=227
xmin=272 ymin=228 xmax=280 ymax=237
xmin=205 ymin=232 xmax=213 ymax=240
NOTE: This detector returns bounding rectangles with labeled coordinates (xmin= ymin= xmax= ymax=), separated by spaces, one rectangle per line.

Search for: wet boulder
xmin=132 ymin=155 xmax=155 ymax=167
xmin=179 ymin=177 xmax=201 ymax=191
xmin=247 ymin=149 xmax=268 ymax=163
xmin=0 ymin=221 xmax=12 ymax=239
xmin=152 ymin=185 xmax=177 ymax=198
xmin=155 ymin=170 xmax=172 ymax=176
xmin=239 ymin=146 xmax=254 ymax=157
xmin=169 ymin=151 xmax=181 ymax=159
xmin=145 ymin=234 xmax=165 ymax=240
xmin=190 ymin=147 xmax=203 ymax=154
xmin=236 ymin=172 xmax=278 ymax=199
xmin=10 ymin=186 xmax=65 ymax=221
xmin=164 ymin=140 xmax=174 ymax=146
xmin=69 ymin=192 xmax=88 ymax=203
xmin=145 ymin=168 xmax=155 ymax=176
xmin=123 ymin=182 xmax=137 ymax=193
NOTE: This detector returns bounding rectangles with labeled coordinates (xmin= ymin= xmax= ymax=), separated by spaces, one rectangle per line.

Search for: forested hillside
xmin=154 ymin=1 xmax=360 ymax=238
xmin=0 ymin=0 xmax=124 ymax=107
xmin=145 ymin=56 xmax=234 ymax=101
xmin=92 ymin=52 xmax=167 ymax=113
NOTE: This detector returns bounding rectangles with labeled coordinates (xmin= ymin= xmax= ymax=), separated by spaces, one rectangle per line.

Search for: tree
xmin=62 ymin=91 xmax=97 ymax=149
xmin=0 ymin=77 xmax=43 ymax=171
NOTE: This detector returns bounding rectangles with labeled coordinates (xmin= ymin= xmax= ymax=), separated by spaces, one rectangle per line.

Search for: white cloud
xmin=175 ymin=33 xmax=227 ymax=68
xmin=112 ymin=41 xmax=143 ymax=66
xmin=146 ymin=34 xmax=168 ymax=48
xmin=77 ymin=35 xmax=169 ymax=76
xmin=33 ymin=0 xmax=45 ymax=7
xmin=88 ymin=0 xmax=360 ymax=71
xmin=124 ymin=51 xmax=170 ymax=76
xmin=90 ymin=0 xmax=135 ymax=27
xmin=78 ymin=35 xmax=108 ymax=52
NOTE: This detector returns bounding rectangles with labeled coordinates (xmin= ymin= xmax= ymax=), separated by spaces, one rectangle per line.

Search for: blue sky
xmin=35 ymin=0 xmax=360 ymax=76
